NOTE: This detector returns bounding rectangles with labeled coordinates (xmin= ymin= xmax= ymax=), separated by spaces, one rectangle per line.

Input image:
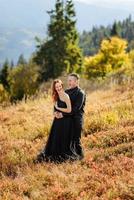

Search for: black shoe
xmin=33 ymin=153 xmax=45 ymax=164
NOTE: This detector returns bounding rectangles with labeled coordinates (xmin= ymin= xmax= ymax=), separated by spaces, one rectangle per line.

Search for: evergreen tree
xmin=111 ymin=21 xmax=121 ymax=37
xmin=34 ymin=0 xmax=65 ymax=81
xmin=17 ymin=54 xmax=27 ymax=65
xmin=10 ymin=60 xmax=14 ymax=69
xmin=33 ymin=0 xmax=83 ymax=81
xmin=10 ymin=60 xmax=14 ymax=68
xmin=0 ymin=58 xmax=10 ymax=91
xmin=65 ymin=0 xmax=83 ymax=73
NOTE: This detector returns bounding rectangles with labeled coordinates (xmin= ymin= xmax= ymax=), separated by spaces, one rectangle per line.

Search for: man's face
xmin=67 ymin=76 xmax=78 ymax=89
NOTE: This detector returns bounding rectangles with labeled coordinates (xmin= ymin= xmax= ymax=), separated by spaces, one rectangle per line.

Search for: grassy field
xmin=0 ymin=80 xmax=134 ymax=200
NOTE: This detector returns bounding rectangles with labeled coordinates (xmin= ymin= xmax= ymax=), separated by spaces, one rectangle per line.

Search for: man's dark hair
xmin=69 ymin=73 xmax=80 ymax=80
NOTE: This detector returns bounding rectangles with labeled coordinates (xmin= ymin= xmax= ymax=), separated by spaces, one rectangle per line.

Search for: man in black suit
xmin=55 ymin=73 xmax=86 ymax=160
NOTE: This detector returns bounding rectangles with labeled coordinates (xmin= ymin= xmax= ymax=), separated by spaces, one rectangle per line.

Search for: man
xmin=54 ymin=73 xmax=86 ymax=160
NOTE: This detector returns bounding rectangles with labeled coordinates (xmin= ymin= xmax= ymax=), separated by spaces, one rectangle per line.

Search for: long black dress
xmin=35 ymin=96 xmax=81 ymax=164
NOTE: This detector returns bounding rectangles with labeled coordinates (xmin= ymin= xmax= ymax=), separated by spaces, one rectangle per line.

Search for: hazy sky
xmin=75 ymin=0 xmax=134 ymax=11
xmin=0 ymin=0 xmax=134 ymax=30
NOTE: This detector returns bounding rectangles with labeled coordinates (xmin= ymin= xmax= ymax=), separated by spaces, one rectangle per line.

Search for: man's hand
xmin=54 ymin=111 xmax=63 ymax=119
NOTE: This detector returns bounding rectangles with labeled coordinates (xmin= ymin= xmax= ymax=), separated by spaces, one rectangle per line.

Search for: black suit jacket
xmin=62 ymin=86 xmax=86 ymax=119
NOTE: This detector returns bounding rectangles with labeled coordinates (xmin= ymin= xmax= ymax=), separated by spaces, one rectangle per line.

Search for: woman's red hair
xmin=51 ymin=79 xmax=63 ymax=102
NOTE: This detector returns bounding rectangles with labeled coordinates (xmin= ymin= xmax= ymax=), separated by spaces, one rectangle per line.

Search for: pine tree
xmin=65 ymin=0 xmax=83 ymax=73
xmin=11 ymin=60 xmax=14 ymax=67
xmin=33 ymin=0 xmax=83 ymax=81
xmin=111 ymin=21 xmax=119 ymax=36
xmin=0 ymin=58 xmax=10 ymax=91
xmin=10 ymin=60 xmax=14 ymax=69
xmin=17 ymin=54 xmax=27 ymax=65
xmin=34 ymin=0 xmax=65 ymax=81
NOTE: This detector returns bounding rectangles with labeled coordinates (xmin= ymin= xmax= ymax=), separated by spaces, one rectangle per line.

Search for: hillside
xmin=0 ymin=80 xmax=134 ymax=200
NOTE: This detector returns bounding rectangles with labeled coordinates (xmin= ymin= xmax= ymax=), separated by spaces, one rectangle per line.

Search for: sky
xmin=0 ymin=0 xmax=134 ymax=30
xmin=75 ymin=0 xmax=134 ymax=11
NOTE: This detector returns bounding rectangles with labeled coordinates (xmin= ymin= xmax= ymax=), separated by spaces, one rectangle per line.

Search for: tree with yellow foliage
xmin=84 ymin=37 xmax=131 ymax=79
xmin=0 ymin=84 xmax=9 ymax=103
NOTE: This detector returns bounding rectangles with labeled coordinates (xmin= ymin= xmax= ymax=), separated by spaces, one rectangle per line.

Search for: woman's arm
xmin=55 ymin=94 xmax=72 ymax=113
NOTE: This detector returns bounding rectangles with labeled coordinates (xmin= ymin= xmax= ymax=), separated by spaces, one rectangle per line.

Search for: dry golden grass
xmin=0 ymin=81 xmax=134 ymax=200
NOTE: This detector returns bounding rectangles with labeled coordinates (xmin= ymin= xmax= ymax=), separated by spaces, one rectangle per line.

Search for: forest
xmin=79 ymin=15 xmax=134 ymax=56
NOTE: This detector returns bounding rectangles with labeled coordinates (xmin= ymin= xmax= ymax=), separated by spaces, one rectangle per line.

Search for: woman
xmin=34 ymin=79 xmax=78 ymax=164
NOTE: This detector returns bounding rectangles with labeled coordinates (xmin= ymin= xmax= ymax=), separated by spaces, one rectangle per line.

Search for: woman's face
xmin=55 ymin=82 xmax=63 ymax=93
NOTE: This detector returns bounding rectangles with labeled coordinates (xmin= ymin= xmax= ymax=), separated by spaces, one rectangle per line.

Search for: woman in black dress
xmin=34 ymin=79 xmax=79 ymax=164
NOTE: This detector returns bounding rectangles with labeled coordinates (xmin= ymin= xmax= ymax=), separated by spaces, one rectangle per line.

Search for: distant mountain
xmin=0 ymin=27 xmax=45 ymax=67
xmin=0 ymin=0 xmax=134 ymax=66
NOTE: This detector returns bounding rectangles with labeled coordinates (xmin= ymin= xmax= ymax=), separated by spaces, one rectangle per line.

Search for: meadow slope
xmin=0 ymin=81 xmax=134 ymax=200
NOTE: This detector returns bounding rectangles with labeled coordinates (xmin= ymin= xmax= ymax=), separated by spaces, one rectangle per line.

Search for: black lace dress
xmin=35 ymin=96 xmax=81 ymax=164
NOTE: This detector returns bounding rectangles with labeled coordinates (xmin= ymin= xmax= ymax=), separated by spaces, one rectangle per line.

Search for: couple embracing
xmin=34 ymin=73 xmax=86 ymax=164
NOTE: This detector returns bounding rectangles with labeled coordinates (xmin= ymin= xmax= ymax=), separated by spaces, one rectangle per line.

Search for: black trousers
xmin=72 ymin=116 xmax=84 ymax=158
